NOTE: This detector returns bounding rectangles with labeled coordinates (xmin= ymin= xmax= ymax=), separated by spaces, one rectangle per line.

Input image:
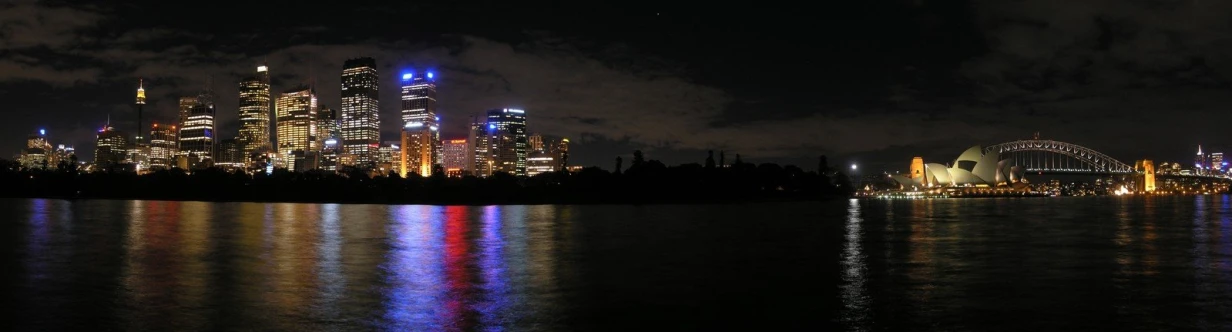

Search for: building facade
xmin=341 ymin=58 xmax=380 ymax=167
xmin=148 ymin=123 xmax=177 ymax=171
xmin=400 ymin=124 xmax=435 ymax=177
xmin=467 ymin=119 xmax=491 ymax=177
xmin=276 ymin=86 xmax=319 ymax=169
xmin=237 ymin=65 xmax=272 ymax=159
xmin=400 ymin=71 xmax=440 ymax=167
xmin=442 ymin=138 xmax=467 ymax=175
xmin=179 ymin=96 xmax=216 ymax=167
xmin=486 ymin=108 xmax=528 ymax=176
xmin=95 ymin=126 xmax=129 ymax=171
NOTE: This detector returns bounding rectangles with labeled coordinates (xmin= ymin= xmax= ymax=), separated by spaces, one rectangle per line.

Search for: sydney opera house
xmin=889 ymin=146 xmax=1029 ymax=192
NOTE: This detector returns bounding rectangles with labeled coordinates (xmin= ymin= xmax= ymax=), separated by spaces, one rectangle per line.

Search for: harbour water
xmin=5 ymin=197 xmax=1232 ymax=330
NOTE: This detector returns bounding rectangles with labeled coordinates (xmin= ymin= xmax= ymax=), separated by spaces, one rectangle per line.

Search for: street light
xmin=851 ymin=164 xmax=857 ymax=170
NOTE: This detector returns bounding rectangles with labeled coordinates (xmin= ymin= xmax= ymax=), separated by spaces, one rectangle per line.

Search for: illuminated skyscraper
xmin=177 ymin=96 xmax=196 ymax=139
xmin=20 ymin=129 xmax=51 ymax=169
xmin=95 ymin=125 xmax=129 ymax=171
xmin=276 ymin=86 xmax=318 ymax=169
xmin=467 ymin=119 xmax=491 ymax=177
xmin=526 ymin=151 xmax=555 ymax=176
xmin=529 ymin=133 xmax=543 ymax=152
xmin=179 ymin=87 xmax=216 ymax=167
xmin=341 ymin=58 xmax=380 ymax=167
xmin=486 ymin=108 xmax=528 ymax=176
xmin=556 ymin=138 xmax=570 ymax=171
xmin=400 ymin=71 xmax=440 ymax=167
xmin=1196 ymin=145 xmax=1206 ymax=175
xmin=238 ymin=64 xmax=272 ymax=159
xmin=148 ymin=123 xmax=177 ymax=171
xmin=1212 ymin=152 xmax=1225 ymax=173
xmin=316 ymin=105 xmax=338 ymax=149
xmin=215 ymin=139 xmax=244 ymax=169
xmin=400 ymin=123 xmax=434 ymax=177
xmin=442 ymin=138 xmax=467 ymax=174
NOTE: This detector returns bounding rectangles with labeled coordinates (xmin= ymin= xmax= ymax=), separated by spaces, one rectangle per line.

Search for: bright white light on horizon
xmin=257 ymin=65 xmax=268 ymax=72
xmin=851 ymin=164 xmax=858 ymax=170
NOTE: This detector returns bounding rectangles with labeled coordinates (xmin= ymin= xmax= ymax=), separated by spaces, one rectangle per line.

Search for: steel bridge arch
xmin=983 ymin=140 xmax=1135 ymax=174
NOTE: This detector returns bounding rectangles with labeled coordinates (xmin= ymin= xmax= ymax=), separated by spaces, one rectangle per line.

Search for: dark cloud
xmin=2 ymin=1 xmax=1230 ymax=172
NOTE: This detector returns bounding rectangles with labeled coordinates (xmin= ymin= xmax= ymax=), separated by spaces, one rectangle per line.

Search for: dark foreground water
xmin=4 ymin=197 xmax=1232 ymax=331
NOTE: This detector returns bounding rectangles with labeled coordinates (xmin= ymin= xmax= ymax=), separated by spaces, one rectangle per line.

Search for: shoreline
xmin=0 ymin=194 xmax=840 ymax=206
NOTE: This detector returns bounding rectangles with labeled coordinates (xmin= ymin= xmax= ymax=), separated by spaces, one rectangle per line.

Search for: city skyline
xmin=7 ymin=2 xmax=1232 ymax=171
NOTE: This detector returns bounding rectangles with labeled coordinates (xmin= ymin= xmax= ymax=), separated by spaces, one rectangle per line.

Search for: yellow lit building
xmin=276 ymin=86 xmax=318 ymax=169
xmin=400 ymin=124 xmax=434 ymax=177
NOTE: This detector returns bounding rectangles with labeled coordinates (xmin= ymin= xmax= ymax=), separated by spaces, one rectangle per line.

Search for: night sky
xmin=2 ymin=1 xmax=1229 ymax=172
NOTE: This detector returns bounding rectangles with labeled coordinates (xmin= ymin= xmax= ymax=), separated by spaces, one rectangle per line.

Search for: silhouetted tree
xmin=705 ymin=151 xmax=716 ymax=169
xmin=632 ymin=150 xmax=645 ymax=168
xmin=719 ymin=151 xmax=725 ymax=167
xmin=819 ymin=155 xmax=830 ymax=174
xmin=734 ymin=154 xmax=743 ymax=166
xmin=615 ymin=156 xmax=623 ymax=175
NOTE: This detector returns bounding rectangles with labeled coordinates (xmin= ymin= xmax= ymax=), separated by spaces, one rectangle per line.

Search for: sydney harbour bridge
xmin=983 ymin=139 xmax=1222 ymax=179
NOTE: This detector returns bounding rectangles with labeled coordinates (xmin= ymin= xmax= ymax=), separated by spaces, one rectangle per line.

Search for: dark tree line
xmin=0 ymin=152 xmax=854 ymax=204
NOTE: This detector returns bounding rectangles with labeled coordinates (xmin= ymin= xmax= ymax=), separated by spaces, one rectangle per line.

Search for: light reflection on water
xmin=12 ymin=198 xmax=1232 ymax=330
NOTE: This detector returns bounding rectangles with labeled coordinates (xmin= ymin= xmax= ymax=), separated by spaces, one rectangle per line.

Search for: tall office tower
xmin=1212 ymin=152 xmax=1226 ymax=173
xmin=95 ymin=125 xmax=129 ymax=171
xmin=177 ymin=96 xmax=196 ymax=137
xmin=316 ymin=105 xmax=339 ymax=148
xmin=320 ymin=138 xmax=341 ymax=172
xmin=400 ymin=123 xmax=435 ymax=177
xmin=467 ymin=119 xmax=491 ymax=177
xmin=19 ymin=129 xmax=51 ymax=169
xmin=442 ymin=139 xmax=467 ymax=174
xmin=238 ymin=64 xmax=272 ymax=159
xmin=378 ymin=141 xmax=401 ymax=172
xmin=528 ymin=133 xmax=544 ymax=152
xmin=486 ymin=108 xmax=528 ymax=176
xmin=276 ymin=86 xmax=319 ymax=169
xmin=556 ymin=138 xmax=570 ymax=171
xmin=179 ymin=87 xmax=217 ymax=167
xmin=341 ymin=58 xmax=380 ymax=167
xmin=1196 ymin=145 xmax=1207 ymax=175
xmin=526 ymin=151 xmax=555 ymax=176
xmin=215 ymin=139 xmax=244 ymax=169
xmin=52 ymin=145 xmax=75 ymax=168
xmin=400 ymin=70 xmax=440 ymax=166
xmin=148 ymin=123 xmax=178 ymax=171
xmin=135 ymin=79 xmax=146 ymax=143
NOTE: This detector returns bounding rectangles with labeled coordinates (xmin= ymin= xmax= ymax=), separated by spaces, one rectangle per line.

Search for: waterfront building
xmin=1212 ymin=152 xmax=1225 ymax=173
xmin=237 ymin=64 xmax=272 ymax=159
xmin=179 ymin=95 xmax=216 ymax=167
xmin=340 ymin=58 xmax=380 ymax=167
xmin=889 ymin=146 xmax=1026 ymax=189
xmin=1195 ymin=145 xmax=1207 ymax=175
xmin=95 ymin=125 xmax=129 ymax=171
xmin=529 ymin=133 xmax=544 ymax=152
xmin=486 ymin=108 xmax=528 ymax=176
xmin=148 ymin=123 xmax=177 ymax=171
xmin=442 ymin=138 xmax=467 ymax=176
xmin=19 ymin=130 xmax=51 ymax=169
xmin=555 ymin=138 xmax=570 ymax=171
xmin=467 ymin=119 xmax=491 ymax=177
xmin=400 ymin=71 xmax=440 ymax=167
xmin=317 ymin=105 xmax=339 ymax=150
xmin=400 ymin=123 xmax=435 ymax=177
xmin=527 ymin=150 xmax=555 ymax=176
xmin=215 ymin=138 xmax=245 ymax=170
xmin=276 ymin=86 xmax=318 ymax=169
